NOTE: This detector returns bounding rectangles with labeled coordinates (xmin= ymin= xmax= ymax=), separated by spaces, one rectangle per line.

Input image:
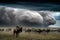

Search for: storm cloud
xmin=0 ymin=6 xmax=56 ymax=27
xmin=38 ymin=11 xmax=56 ymax=27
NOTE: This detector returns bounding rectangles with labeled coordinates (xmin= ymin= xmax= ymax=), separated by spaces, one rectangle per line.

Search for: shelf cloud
xmin=0 ymin=6 xmax=56 ymax=27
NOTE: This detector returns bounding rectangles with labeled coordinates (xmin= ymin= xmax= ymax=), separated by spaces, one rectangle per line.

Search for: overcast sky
xmin=0 ymin=2 xmax=60 ymax=28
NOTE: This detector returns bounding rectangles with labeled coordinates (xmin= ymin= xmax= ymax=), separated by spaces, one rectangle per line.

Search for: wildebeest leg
xmin=13 ymin=30 xmax=16 ymax=37
xmin=16 ymin=33 xmax=19 ymax=38
xmin=13 ymin=32 xmax=15 ymax=37
xmin=39 ymin=31 xmax=41 ymax=33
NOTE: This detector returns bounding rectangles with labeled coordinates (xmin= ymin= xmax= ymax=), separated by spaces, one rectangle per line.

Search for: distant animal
xmin=58 ymin=29 xmax=60 ymax=32
xmin=13 ymin=26 xmax=22 ymax=37
xmin=0 ymin=29 xmax=4 ymax=31
xmin=25 ymin=28 xmax=32 ymax=32
xmin=33 ymin=29 xmax=43 ymax=33
xmin=8 ymin=28 xmax=11 ymax=31
xmin=45 ymin=29 xmax=50 ymax=33
xmin=6 ymin=28 xmax=12 ymax=32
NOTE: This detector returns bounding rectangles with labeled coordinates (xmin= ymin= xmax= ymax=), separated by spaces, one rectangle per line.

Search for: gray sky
xmin=0 ymin=3 xmax=60 ymax=28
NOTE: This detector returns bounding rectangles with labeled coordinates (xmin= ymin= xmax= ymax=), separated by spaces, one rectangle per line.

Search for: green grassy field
xmin=0 ymin=32 xmax=60 ymax=40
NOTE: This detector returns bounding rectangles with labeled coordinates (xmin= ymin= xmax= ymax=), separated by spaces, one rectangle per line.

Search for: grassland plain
xmin=0 ymin=32 xmax=60 ymax=40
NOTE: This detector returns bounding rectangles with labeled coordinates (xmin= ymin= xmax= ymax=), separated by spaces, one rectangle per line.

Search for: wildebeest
xmin=25 ymin=29 xmax=31 ymax=32
xmin=44 ymin=29 xmax=50 ymax=33
xmin=0 ymin=29 xmax=4 ymax=31
xmin=33 ymin=29 xmax=43 ymax=33
xmin=32 ymin=29 xmax=50 ymax=33
xmin=6 ymin=28 xmax=12 ymax=32
xmin=25 ymin=28 xmax=32 ymax=32
xmin=57 ymin=29 xmax=60 ymax=32
xmin=13 ymin=26 xmax=22 ymax=37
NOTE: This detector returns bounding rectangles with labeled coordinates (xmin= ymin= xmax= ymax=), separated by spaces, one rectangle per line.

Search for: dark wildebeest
xmin=25 ymin=28 xmax=32 ymax=32
xmin=0 ymin=29 xmax=4 ymax=31
xmin=45 ymin=29 xmax=50 ymax=33
xmin=13 ymin=26 xmax=22 ymax=37
xmin=6 ymin=28 xmax=12 ymax=32
xmin=33 ymin=29 xmax=43 ymax=33
xmin=58 ymin=29 xmax=60 ymax=32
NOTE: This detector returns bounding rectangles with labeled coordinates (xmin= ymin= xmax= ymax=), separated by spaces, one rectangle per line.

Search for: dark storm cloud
xmin=0 ymin=6 xmax=56 ymax=27
xmin=38 ymin=11 xmax=56 ymax=27
xmin=0 ymin=6 xmax=16 ymax=25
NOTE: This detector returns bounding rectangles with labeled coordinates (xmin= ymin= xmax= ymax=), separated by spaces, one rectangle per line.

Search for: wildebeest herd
xmin=0 ymin=26 xmax=60 ymax=37
xmin=0 ymin=28 xmax=11 ymax=32
xmin=12 ymin=26 xmax=60 ymax=37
